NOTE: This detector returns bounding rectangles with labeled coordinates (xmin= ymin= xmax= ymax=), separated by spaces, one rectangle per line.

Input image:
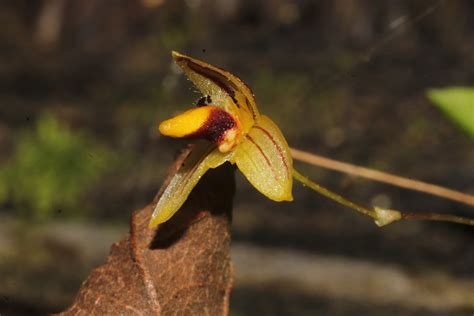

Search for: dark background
xmin=0 ymin=0 xmax=473 ymax=315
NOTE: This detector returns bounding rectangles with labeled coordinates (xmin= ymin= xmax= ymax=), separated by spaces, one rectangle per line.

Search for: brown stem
xmin=290 ymin=147 xmax=474 ymax=207
xmin=401 ymin=212 xmax=474 ymax=226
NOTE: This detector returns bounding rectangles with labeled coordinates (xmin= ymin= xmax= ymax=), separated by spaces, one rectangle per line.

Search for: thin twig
xmin=290 ymin=147 xmax=474 ymax=207
xmin=400 ymin=212 xmax=474 ymax=226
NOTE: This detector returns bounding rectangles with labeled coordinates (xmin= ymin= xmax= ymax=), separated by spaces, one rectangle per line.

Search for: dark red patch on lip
xmin=188 ymin=108 xmax=236 ymax=143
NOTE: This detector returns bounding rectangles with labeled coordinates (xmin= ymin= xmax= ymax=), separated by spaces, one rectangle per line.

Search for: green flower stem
xmin=293 ymin=168 xmax=378 ymax=219
xmin=292 ymin=168 xmax=474 ymax=227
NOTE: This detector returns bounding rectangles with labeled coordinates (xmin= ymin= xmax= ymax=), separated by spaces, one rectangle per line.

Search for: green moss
xmin=0 ymin=113 xmax=116 ymax=220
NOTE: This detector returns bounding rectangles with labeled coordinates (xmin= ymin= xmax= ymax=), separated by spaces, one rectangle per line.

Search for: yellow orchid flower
xmin=149 ymin=51 xmax=474 ymax=229
xmin=149 ymin=51 xmax=293 ymax=227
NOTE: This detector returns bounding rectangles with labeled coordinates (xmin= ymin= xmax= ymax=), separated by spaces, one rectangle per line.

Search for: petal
xmin=232 ymin=115 xmax=293 ymax=201
xmin=149 ymin=142 xmax=231 ymax=227
xmin=172 ymin=51 xmax=259 ymax=132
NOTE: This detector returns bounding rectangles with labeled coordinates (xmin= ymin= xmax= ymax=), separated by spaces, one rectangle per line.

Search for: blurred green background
xmin=0 ymin=1 xmax=473 ymax=315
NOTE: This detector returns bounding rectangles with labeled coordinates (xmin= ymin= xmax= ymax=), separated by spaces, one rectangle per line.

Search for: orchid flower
xmin=149 ymin=52 xmax=474 ymax=228
xmin=149 ymin=51 xmax=293 ymax=227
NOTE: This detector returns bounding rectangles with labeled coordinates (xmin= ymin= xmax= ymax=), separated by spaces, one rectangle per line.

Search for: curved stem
xmin=292 ymin=168 xmax=474 ymax=227
xmin=291 ymin=147 xmax=474 ymax=207
xmin=292 ymin=168 xmax=377 ymax=219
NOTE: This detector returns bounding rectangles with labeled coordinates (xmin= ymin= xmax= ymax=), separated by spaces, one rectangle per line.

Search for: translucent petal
xmin=232 ymin=115 xmax=293 ymax=201
xmin=172 ymin=51 xmax=259 ymax=132
xmin=149 ymin=142 xmax=231 ymax=227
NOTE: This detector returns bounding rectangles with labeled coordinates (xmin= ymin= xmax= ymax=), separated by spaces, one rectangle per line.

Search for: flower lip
xmin=159 ymin=105 xmax=242 ymax=152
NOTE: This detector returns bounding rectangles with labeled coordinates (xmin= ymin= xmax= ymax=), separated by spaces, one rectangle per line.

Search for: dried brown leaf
xmin=59 ymin=146 xmax=235 ymax=315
